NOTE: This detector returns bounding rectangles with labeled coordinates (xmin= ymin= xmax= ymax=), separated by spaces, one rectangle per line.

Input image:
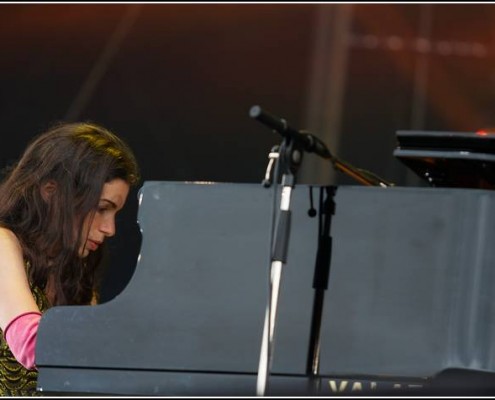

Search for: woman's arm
xmin=0 ymin=227 xmax=41 ymax=369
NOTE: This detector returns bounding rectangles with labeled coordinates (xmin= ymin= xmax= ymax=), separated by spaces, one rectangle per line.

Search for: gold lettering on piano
xmin=329 ymin=380 xmax=379 ymax=393
xmin=327 ymin=379 xmax=423 ymax=394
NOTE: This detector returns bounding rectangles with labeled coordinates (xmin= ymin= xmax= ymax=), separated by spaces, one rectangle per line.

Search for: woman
xmin=0 ymin=122 xmax=140 ymax=396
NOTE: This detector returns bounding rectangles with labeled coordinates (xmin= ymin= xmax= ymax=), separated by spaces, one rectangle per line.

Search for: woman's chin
xmin=78 ymin=248 xmax=90 ymax=258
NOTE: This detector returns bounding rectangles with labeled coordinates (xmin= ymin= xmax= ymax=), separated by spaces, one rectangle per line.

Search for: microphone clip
xmin=262 ymin=145 xmax=280 ymax=188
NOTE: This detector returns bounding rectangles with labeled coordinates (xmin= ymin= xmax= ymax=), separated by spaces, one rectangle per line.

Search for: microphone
xmin=249 ymin=105 xmax=332 ymax=160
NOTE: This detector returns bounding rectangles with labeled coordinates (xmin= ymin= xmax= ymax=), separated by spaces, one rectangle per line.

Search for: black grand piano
xmin=34 ymin=130 xmax=495 ymax=396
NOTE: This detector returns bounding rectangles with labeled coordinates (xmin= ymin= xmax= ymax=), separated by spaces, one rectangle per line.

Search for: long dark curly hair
xmin=0 ymin=122 xmax=140 ymax=306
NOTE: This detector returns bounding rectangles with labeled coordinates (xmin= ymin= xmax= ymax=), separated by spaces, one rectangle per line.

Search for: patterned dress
xmin=0 ymin=283 xmax=50 ymax=396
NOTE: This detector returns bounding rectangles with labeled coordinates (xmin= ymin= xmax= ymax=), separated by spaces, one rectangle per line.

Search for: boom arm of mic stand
xmin=331 ymin=157 xmax=393 ymax=187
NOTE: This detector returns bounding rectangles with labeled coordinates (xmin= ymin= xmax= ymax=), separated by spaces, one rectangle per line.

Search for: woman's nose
xmin=100 ymin=217 xmax=116 ymax=237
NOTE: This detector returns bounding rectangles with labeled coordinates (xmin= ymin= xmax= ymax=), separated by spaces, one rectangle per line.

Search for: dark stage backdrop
xmin=1 ymin=4 xmax=494 ymax=301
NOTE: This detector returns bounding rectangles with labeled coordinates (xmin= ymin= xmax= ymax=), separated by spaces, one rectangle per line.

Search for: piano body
xmin=35 ymin=181 xmax=495 ymax=395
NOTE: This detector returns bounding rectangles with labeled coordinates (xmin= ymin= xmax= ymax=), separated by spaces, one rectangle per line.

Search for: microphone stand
xmin=256 ymin=137 xmax=303 ymax=396
xmin=251 ymin=105 xmax=395 ymax=396
xmin=305 ymin=185 xmax=335 ymax=394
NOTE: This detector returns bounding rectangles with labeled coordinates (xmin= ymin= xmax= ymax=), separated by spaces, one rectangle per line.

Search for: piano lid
xmin=35 ymin=182 xmax=495 ymax=395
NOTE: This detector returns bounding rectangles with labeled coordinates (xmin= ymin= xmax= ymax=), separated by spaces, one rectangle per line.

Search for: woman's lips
xmin=87 ymin=240 xmax=101 ymax=251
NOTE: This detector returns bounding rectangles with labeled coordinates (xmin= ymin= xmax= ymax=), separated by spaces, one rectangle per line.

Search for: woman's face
xmin=79 ymin=178 xmax=130 ymax=258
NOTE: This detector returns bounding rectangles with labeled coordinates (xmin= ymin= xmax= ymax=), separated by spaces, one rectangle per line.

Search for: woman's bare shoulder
xmin=0 ymin=226 xmax=22 ymax=250
xmin=0 ymin=227 xmax=24 ymax=267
